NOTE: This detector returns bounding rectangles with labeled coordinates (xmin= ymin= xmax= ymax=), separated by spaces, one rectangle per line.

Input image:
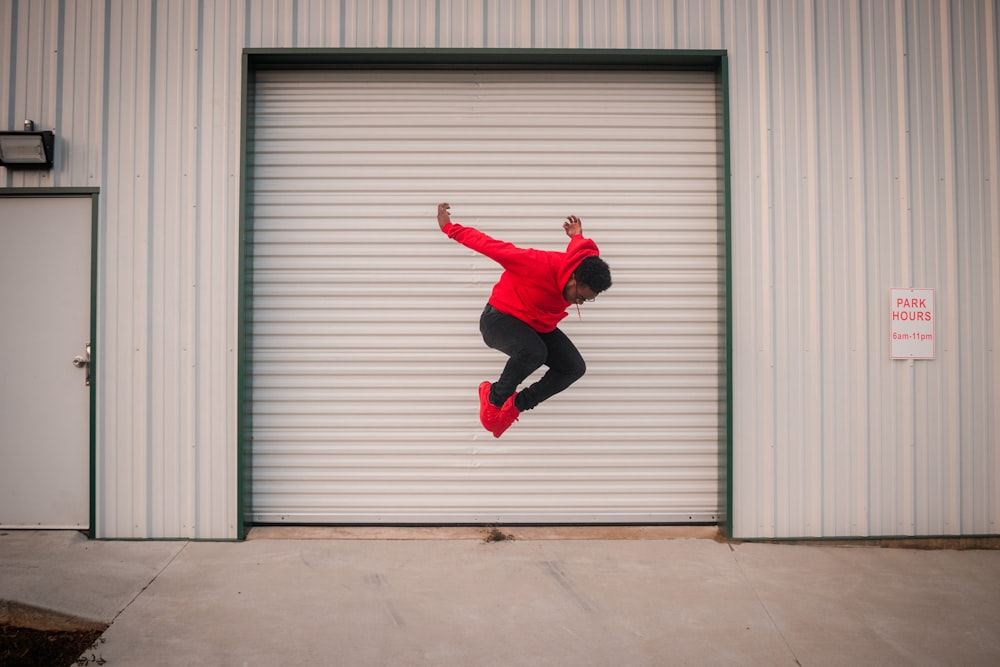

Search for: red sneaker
xmin=479 ymin=382 xmax=500 ymax=433
xmin=491 ymin=393 xmax=520 ymax=438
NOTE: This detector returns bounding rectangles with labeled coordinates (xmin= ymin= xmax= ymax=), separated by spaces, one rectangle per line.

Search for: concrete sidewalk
xmin=2 ymin=528 xmax=999 ymax=666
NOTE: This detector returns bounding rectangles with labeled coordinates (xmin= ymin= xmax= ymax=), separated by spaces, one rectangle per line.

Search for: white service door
xmin=0 ymin=196 xmax=92 ymax=528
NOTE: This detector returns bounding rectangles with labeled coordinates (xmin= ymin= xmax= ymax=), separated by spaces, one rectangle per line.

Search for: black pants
xmin=479 ymin=304 xmax=586 ymax=412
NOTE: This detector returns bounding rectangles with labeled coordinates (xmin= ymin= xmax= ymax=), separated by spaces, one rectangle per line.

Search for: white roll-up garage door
xmin=248 ymin=68 xmax=724 ymax=524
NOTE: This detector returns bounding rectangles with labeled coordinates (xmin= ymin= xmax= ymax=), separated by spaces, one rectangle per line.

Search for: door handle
xmin=73 ymin=342 xmax=91 ymax=386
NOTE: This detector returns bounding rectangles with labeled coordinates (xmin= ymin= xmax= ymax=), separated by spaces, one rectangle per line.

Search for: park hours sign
xmin=890 ymin=288 xmax=935 ymax=359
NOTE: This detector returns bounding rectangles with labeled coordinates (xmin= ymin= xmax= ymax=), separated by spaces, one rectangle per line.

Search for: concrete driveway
xmin=2 ymin=527 xmax=999 ymax=666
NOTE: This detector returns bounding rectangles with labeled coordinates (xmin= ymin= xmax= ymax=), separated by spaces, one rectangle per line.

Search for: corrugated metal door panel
xmin=249 ymin=69 xmax=724 ymax=523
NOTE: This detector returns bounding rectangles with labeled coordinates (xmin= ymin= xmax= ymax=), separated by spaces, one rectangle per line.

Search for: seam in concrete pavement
xmin=730 ymin=543 xmax=804 ymax=667
xmin=108 ymin=541 xmax=190 ymax=626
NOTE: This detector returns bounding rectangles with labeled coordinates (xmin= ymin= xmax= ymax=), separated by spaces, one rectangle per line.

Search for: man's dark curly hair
xmin=575 ymin=256 xmax=612 ymax=293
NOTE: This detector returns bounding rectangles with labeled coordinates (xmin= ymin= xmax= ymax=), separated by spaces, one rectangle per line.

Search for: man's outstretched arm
xmin=436 ymin=202 xmax=553 ymax=274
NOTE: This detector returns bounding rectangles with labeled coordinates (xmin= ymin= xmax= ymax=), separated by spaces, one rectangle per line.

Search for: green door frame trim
xmin=237 ymin=48 xmax=734 ymax=540
xmin=0 ymin=187 xmax=100 ymax=536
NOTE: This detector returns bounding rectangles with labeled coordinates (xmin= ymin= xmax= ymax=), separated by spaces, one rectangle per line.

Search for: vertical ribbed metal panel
xmin=725 ymin=0 xmax=1000 ymax=539
xmin=112 ymin=0 xmax=235 ymax=539
xmin=248 ymin=69 xmax=724 ymax=523
xmin=2 ymin=0 xmax=996 ymax=538
xmin=101 ymin=0 xmax=150 ymax=538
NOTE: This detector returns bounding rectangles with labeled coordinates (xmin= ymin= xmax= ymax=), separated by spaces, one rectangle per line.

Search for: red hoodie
xmin=441 ymin=221 xmax=601 ymax=333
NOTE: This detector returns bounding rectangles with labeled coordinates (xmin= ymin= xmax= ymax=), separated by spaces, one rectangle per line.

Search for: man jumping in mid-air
xmin=437 ymin=202 xmax=612 ymax=438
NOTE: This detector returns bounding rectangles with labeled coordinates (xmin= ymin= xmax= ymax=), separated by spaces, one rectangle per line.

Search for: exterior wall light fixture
xmin=0 ymin=120 xmax=55 ymax=169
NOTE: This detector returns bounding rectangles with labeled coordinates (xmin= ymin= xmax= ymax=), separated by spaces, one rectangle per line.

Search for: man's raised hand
xmin=437 ymin=202 xmax=451 ymax=229
xmin=563 ymin=214 xmax=583 ymax=238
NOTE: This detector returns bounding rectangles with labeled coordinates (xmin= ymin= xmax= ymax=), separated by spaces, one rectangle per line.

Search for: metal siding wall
xmin=248 ymin=69 xmax=723 ymax=523
xmin=908 ymin=1 xmax=957 ymax=536
xmin=727 ymin=0 xmax=1000 ymax=538
xmin=957 ymin=0 xmax=1000 ymax=534
xmin=2 ymin=0 xmax=244 ymax=538
xmin=1 ymin=0 xmax=997 ymax=538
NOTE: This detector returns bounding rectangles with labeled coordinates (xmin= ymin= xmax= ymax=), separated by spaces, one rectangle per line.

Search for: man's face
xmin=564 ymin=276 xmax=598 ymax=305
